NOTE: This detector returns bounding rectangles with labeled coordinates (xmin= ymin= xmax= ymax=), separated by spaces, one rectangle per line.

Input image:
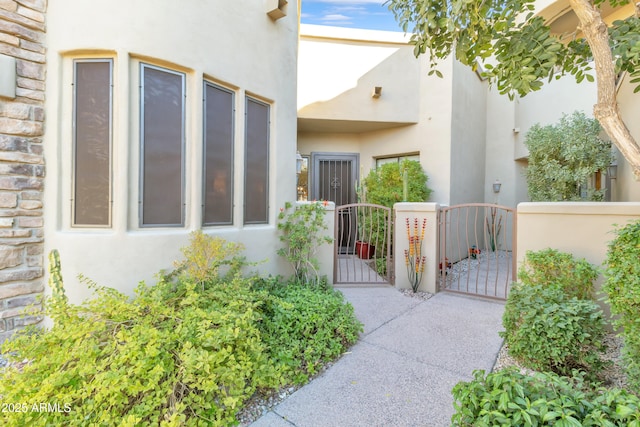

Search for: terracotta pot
xmin=355 ymin=241 xmax=375 ymax=259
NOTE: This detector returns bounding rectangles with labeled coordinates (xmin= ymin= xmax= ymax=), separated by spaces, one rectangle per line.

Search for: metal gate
xmin=438 ymin=204 xmax=516 ymax=300
xmin=334 ymin=203 xmax=393 ymax=285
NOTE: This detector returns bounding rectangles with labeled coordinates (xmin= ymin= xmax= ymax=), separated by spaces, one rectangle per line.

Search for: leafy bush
xmin=0 ymin=235 xmax=362 ymax=426
xmin=604 ymin=220 xmax=640 ymax=394
xmin=452 ymin=368 xmax=640 ymax=426
xmin=1 ymin=277 xmax=276 ymax=426
xmin=173 ymin=231 xmax=247 ymax=285
xmin=277 ymin=201 xmax=333 ymax=285
xmin=254 ymin=277 xmax=363 ymax=385
xmin=518 ymin=248 xmax=598 ymax=300
xmin=501 ymin=283 xmax=607 ymax=379
xmin=363 ymin=159 xmax=431 ymax=207
xmin=524 ymin=111 xmax=613 ymax=201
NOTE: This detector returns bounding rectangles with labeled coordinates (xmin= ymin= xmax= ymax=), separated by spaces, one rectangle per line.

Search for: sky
xmin=300 ymin=0 xmax=403 ymax=32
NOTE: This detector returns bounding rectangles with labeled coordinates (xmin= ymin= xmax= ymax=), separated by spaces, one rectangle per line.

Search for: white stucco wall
xmin=44 ymin=0 xmax=299 ymax=303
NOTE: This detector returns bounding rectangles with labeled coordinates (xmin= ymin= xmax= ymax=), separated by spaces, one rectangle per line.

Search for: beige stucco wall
xmin=615 ymin=75 xmax=640 ymax=202
xmin=357 ymin=55 xmax=455 ymax=205
xmin=44 ymin=0 xmax=299 ymax=303
xmin=394 ymin=203 xmax=439 ymax=293
xmin=297 ymin=25 xmax=455 ymax=205
xmin=513 ymin=75 xmax=598 ymax=160
xmin=484 ymin=88 xmax=523 ymax=207
xmin=298 ymin=25 xmax=419 ymax=125
xmin=517 ymin=202 xmax=640 ymax=317
xmin=449 ymin=60 xmax=488 ymax=205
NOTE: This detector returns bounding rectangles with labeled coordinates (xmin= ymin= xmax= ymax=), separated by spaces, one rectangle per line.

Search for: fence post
xmin=318 ymin=202 xmax=335 ymax=285
xmin=394 ymin=202 xmax=440 ymax=294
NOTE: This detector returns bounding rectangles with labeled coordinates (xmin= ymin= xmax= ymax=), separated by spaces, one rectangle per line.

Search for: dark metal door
xmin=311 ymin=153 xmax=359 ymax=254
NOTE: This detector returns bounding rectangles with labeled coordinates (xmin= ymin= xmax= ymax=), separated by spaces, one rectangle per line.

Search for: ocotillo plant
xmin=404 ymin=217 xmax=427 ymax=292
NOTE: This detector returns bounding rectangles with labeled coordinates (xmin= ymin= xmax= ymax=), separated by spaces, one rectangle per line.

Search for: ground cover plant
xmin=0 ymin=232 xmax=362 ymax=426
xmin=452 ymin=247 xmax=639 ymax=424
xmin=452 ymin=368 xmax=640 ymax=426
xmin=605 ymin=219 xmax=640 ymax=394
xmin=501 ymin=249 xmax=607 ymax=380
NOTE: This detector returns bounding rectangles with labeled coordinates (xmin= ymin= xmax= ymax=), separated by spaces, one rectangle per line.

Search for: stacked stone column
xmin=0 ymin=0 xmax=46 ymax=342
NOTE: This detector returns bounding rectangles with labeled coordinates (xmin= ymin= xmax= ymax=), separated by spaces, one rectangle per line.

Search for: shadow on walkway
xmin=250 ymin=287 xmax=505 ymax=427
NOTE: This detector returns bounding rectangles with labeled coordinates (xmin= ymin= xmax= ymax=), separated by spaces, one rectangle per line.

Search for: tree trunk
xmin=568 ymin=0 xmax=640 ymax=178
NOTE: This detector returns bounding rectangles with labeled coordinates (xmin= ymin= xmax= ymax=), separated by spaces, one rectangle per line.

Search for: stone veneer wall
xmin=0 ymin=0 xmax=46 ymax=342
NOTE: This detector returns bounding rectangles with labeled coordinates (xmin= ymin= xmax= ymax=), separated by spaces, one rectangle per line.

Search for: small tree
xmin=386 ymin=0 xmax=640 ymax=175
xmin=364 ymin=159 xmax=431 ymax=207
xmin=363 ymin=159 xmax=431 ymax=245
xmin=277 ymin=201 xmax=333 ymax=284
xmin=524 ymin=111 xmax=612 ymax=201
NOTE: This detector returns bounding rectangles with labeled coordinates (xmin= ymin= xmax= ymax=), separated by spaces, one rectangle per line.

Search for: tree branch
xmin=568 ymin=0 xmax=640 ymax=177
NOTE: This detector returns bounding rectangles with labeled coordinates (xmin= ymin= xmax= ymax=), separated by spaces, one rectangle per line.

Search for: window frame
xmin=374 ymin=153 xmax=420 ymax=169
xmin=71 ymin=58 xmax=114 ymax=228
xmin=243 ymin=96 xmax=270 ymax=225
xmin=202 ymin=80 xmax=235 ymax=226
xmin=139 ymin=62 xmax=186 ymax=228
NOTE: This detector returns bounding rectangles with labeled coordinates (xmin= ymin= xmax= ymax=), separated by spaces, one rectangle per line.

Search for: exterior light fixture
xmin=296 ymin=151 xmax=303 ymax=176
xmin=607 ymin=162 xmax=618 ymax=180
xmin=492 ymin=179 xmax=502 ymax=194
xmin=372 ymin=86 xmax=382 ymax=98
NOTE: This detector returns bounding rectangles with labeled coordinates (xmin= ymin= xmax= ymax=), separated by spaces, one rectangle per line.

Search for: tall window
xmin=73 ymin=59 xmax=112 ymax=227
xmin=203 ymin=82 xmax=234 ymax=225
xmin=244 ymin=97 xmax=270 ymax=224
xmin=140 ymin=64 xmax=185 ymax=227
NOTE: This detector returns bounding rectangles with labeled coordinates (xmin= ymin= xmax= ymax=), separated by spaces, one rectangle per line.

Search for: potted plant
xmin=354 ymin=177 xmax=375 ymax=259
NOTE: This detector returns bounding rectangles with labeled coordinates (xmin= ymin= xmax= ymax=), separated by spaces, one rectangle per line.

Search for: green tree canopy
xmin=524 ymin=111 xmax=612 ymax=201
xmin=363 ymin=159 xmax=431 ymax=207
xmin=386 ymin=0 xmax=640 ymax=175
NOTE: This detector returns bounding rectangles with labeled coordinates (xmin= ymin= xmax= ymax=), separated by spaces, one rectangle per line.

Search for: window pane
xmin=141 ymin=65 xmax=184 ymax=226
xmin=203 ymin=83 xmax=234 ymax=225
xmin=244 ymin=98 xmax=269 ymax=224
xmin=297 ymin=156 xmax=309 ymax=201
xmin=74 ymin=60 xmax=112 ymax=226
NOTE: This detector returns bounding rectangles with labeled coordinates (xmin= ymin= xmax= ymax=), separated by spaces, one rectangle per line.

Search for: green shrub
xmin=363 ymin=159 xmax=431 ymax=207
xmin=524 ymin=111 xmax=613 ymax=202
xmin=518 ymin=248 xmax=598 ymax=300
xmin=277 ymin=201 xmax=333 ymax=285
xmin=604 ymin=220 xmax=640 ymax=394
xmin=452 ymin=368 xmax=640 ymax=426
xmin=0 ymin=276 xmax=277 ymax=427
xmin=255 ymin=277 xmax=363 ymax=385
xmin=501 ymin=283 xmax=607 ymax=379
xmin=0 ymin=235 xmax=362 ymax=426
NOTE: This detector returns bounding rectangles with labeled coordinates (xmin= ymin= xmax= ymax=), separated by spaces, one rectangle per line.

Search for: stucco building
xmin=1 ymin=0 xmax=639 ymax=340
xmin=0 ymin=0 xmax=299 ymax=341
xmin=297 ymin=0 xmax=640 ymax=208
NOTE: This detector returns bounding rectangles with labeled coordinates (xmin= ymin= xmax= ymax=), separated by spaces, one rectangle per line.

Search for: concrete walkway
xmin=250 ymin=287 xmax=505 ymax=427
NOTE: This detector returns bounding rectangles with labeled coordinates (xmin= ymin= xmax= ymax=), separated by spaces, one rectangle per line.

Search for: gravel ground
xmin=399 ymin=288 xmax=434 ymax=301
xmin=492 ymin=332 xmax=630 ymax=391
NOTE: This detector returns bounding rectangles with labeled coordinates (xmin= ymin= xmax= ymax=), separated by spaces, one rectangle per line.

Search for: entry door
xmin=311 ymin=153 xmax=359 ymax=253
xmin=311 ymin=152 xmax=359 ymax=205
